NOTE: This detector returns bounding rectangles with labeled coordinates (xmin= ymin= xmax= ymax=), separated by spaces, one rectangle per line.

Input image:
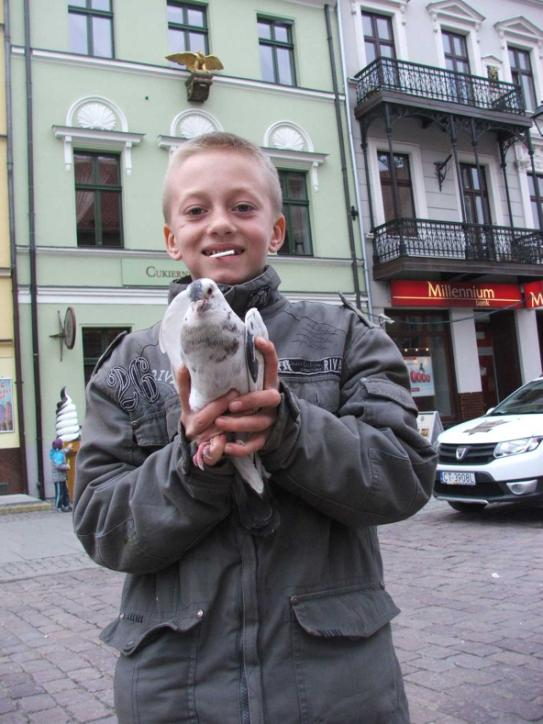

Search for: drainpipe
xmin=324 ymin=4 xmax=362 ymax=311
xmin=23 ymin=0 xmax=45 ymax=499
xmin=334 ymin=2 xmax=373 ymax=316
xmin=4 ymin=0 xmax=29 ymax=491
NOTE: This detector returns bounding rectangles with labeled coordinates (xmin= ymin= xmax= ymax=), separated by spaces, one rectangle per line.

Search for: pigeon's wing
xmin=244 ymin=308 xmax=268 ymax=393
xmin=166 ymin=51 xmax=198 ymax=69
xmin=159 ymin=289 xmax=191 ymax=390
xmin=203 ymin=55 xmax=224 ymax=71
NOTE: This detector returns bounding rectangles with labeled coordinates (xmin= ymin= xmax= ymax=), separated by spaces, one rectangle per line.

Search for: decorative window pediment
xmin=53 ymin=97 xmax=143 ymax=174
xmin=426 ymin=0 xmax=484 ymax=28
xmin=495 ymin=16 xmax=543 ymax=47
xmin=262 ymin=122 xmax=327 ymax=191
xmin=157 ymin=110 xmax=222 ymax=152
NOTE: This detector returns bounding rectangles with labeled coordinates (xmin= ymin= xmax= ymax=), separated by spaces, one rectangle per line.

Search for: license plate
xmin=440 ymin=471 xmax=476 ymax=486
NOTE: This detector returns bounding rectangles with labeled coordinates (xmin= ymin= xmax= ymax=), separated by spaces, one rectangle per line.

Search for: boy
xmin=74 ymin=132 xmax=436 ymax=723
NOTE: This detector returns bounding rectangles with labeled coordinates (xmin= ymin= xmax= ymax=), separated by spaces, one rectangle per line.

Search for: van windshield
xmin=491 ymin=380 xmax=543 ymax=415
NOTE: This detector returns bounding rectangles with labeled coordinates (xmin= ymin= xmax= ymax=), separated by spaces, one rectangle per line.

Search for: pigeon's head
xmin=187 ymin=278 xmax=221 ymax=313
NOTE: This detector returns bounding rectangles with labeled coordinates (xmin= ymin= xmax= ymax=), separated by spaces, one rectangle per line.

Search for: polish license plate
xmin=440 ymin=471 xmax=476 ymax=486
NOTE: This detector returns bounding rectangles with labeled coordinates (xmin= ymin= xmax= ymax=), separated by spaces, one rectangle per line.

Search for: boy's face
xmin=164 ymin=150 xmax=285 ymax=285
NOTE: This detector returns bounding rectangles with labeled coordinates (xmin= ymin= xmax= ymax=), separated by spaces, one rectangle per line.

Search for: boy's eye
xmin=186 ymin=206 xmax=206 ymax=217
xmin=234 ymin=203 xmax=255 ymax=213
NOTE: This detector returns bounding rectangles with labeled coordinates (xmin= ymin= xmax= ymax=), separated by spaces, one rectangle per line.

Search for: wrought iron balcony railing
xmin=356 ymin=58 xmax=525 ymax=116
xmin=373 ymin=218 xmax=543 ymax=265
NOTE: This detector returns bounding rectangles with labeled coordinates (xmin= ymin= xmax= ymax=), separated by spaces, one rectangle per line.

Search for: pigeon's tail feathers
xmin=232 ymin=456 xmax=266 ymax=496
xmin=159 ymin=288 xmax=191 ymax=388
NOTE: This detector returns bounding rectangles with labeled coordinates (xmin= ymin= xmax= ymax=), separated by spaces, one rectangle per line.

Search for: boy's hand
xmin=178 ymin=367 xmax=238 ymax=467
xmin=215 ymin=337 xmax=281 ymax=458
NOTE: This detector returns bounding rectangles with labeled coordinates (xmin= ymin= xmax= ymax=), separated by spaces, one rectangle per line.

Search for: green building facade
xmin=7 ymin=0 xmax=367 ymax=497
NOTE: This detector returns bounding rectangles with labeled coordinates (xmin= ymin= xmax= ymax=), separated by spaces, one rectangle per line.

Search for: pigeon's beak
xmin=194 ymin=298 xmax=208 ymax=312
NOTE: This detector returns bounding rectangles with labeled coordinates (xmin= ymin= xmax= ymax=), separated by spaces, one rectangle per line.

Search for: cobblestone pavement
xmin=0 ymin=500 xmax=541 ymax=723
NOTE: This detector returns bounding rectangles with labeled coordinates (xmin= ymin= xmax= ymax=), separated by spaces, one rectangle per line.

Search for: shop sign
xmin=404 ymin=355 xmax=435 ymax=397
xmin=391 ymin=280 xmax=522 ymax=308
xmin=0 ymin=378 xmax=14 ymax=433
xmin=524 ymin=280 xmax=543 ymax=308
xmin=121 ymin=258 xmax=189 ymax=286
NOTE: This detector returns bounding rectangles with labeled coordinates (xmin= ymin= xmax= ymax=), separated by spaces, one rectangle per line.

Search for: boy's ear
xmin=164 ymin=225 xmax=182 ymax=260
xmin=268 ymin=214 xmax=286 ymax=254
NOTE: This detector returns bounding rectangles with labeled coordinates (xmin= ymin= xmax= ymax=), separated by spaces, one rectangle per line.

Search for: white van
xmin=434 ymin=376 xmax=543 ymax=512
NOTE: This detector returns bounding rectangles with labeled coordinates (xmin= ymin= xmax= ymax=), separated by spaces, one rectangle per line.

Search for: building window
xmin=442 ymin=30 xmax=470 ymax=74
xmin=258 ymin=17 xmax=296 ymax=86
xmin=508 ymin=46 xmax=537 ymax=110
xmin=460 ymin=163 xmax=491 ymax=225
xmin=68 ymin=0 xmax=113 ymax=58
xmin=528 ymin=173 xmax=543 ymax=229
xmin=167 ymin=2 xmax=208 ymax=54
xmin=278 ymin=171 xmax=312 ymax=256
xmin=442 ymin=30 xmax=474 ymax=103
xmin=74 ymin=152 xmax=123 ymax=247
xmin=378 ymin=152 xmax=415 ymax=221
xmin=82 ymin=327 xmax=130 ymax=385
xmin=362 ymin=11 xmax=396 ymax=63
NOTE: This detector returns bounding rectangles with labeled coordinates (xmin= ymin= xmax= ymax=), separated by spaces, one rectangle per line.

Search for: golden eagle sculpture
xmin=166 ymin=51 xmax=224 ymax=74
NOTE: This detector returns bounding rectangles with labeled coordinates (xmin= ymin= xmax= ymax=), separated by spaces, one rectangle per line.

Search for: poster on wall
xmin=404 ymin=356 xmax=435 ymax=398
xmin=0 ymin=378 xmax=14 ymax=433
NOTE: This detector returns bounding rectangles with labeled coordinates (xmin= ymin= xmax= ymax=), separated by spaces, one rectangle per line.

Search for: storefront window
xmin=385 ymin=310 xmax=457 ymax=423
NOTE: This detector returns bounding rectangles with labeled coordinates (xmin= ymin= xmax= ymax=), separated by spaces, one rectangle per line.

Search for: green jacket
xmin=74 ymin=267 xmax=436 ymax=723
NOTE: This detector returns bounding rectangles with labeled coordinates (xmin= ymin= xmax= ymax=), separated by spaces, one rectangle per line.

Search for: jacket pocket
xmin=131 ymin=409 xmax=169 ymax=449
xmin=290 ymin=586 xmax=403 ymax=724
xmin=102 ymin=608 xmax=205 ymax=724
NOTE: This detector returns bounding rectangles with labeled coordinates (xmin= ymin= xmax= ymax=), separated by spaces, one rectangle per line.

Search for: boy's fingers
xmin=178 ymin=366 xmax=191 ymax=409
xmin=255 ymin=337 xmax=279 ymax=390
xmin=215 ymin=410 xmax=276 ymax=434
xmin=224 ymin=433 xmax=267 ymax=458
xmin=229 ymin=388 xmax=281 ymax=414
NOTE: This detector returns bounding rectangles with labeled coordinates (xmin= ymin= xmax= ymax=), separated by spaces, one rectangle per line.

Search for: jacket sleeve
xmin=73 ymin=369 xmax=233 ymax=575
xmin=260 ymin=315 xmax=437 ymax=527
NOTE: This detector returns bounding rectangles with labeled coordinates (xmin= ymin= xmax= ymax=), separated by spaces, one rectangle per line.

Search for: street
xmin=0 ymin=498 xmax=541 ymax=723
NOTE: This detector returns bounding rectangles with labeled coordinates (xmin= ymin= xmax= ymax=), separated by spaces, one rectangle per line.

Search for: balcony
xmin=372 ymin=218 xmax=543 ymax=280
xmin=355 ymin=58 xmax=531 ymax=130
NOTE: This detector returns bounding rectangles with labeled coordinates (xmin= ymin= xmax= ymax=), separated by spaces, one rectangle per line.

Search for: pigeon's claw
xmin=193 ymin=441 xmax=209 ymax=471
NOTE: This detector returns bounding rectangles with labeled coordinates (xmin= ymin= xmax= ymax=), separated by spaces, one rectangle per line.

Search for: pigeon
xmin=159 ymin=278 xmax=269 ymax=495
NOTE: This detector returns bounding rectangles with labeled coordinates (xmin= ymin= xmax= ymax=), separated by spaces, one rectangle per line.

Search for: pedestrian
xmin=49 ymin=438 xmax=71 ymax=512
xmin=74 ymin=132 xmax=437 ymax=723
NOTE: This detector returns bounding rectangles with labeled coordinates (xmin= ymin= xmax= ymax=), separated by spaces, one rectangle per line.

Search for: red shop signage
xmin=390 ymin=280 xmax=523 ymax=309
xmin=524 ymin=280 xmax=543 ymax=308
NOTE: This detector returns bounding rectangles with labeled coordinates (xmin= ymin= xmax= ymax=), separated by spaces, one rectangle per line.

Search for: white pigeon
xmin=159 ymin=278 xmax=269 ymax=496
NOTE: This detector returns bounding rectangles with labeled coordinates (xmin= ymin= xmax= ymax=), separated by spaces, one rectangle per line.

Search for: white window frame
xmin=453 ymin=152 xmax=504 ymax=226
xmin=514 ymin=140 xmax=543 ymax=228
xmin=495 ymin=16 xmax=543 ymax=113
xmin=367 ymin=137 xmax=427 ymax=226
xmin=426 ymin=0 xmax=485 ymax=76
xmin=350 ymin=0 xmax=409 ymax=71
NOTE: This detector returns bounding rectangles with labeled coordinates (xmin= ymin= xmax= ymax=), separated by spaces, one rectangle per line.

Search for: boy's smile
xmin=164 ymin=150 xmax=285 ymax=285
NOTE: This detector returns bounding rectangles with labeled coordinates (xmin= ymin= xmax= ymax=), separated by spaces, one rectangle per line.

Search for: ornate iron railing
xmin=356 ymin=58 xmax=525 ymax=115
xmin=373 ymin=218 xmax=543 ymax=265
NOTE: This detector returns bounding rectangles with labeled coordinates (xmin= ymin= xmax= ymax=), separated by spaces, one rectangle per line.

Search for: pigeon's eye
xmin=206 ymin=287 xmax=213 ymax=297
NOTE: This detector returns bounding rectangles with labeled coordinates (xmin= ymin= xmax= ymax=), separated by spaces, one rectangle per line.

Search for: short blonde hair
xmin=162 ymin=132 xmax=283 ymax=222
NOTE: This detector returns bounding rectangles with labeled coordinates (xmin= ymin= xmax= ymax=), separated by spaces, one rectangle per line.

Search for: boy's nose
xmin=207 ymin=209 xmax=235 ymax=235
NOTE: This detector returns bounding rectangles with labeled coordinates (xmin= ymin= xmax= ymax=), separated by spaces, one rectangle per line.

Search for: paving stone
xmin=19 ymin=692 xmax=57 ymax=712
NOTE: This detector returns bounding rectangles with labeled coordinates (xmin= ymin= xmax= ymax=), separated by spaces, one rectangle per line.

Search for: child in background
xmin=49 ymin=438 xmax=71 ymax=512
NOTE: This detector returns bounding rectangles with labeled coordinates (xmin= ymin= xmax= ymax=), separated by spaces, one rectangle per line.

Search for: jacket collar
xmin=167 ymin=266 xmax=283 ymax=317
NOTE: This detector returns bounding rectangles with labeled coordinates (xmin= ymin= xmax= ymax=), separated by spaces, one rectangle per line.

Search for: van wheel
xmin=448 ymin=501 xmax=487 ymax=513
